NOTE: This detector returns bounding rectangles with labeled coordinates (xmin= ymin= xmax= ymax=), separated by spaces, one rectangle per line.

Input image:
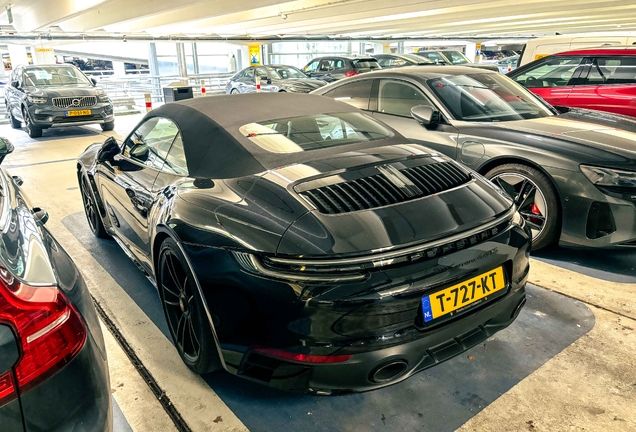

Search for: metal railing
xmin=96 ymin=72 xmax=234 ymax=111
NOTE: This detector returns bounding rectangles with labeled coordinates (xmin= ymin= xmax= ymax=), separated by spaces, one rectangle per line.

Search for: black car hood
xmin=178 ymin=144 xmax=513 ymax=255
xmin=24 ymin=85 xmax=98 ymax=97
xmin=483 ymin=110 xmax=636 ymax=159
xmin=275 ymin=78 xmax=327 ymax=91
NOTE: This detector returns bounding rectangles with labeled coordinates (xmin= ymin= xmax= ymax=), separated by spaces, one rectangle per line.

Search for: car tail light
xmin=0 ymin=266 xmax=86 ymax=407
xmin=0 ymin=372 xmax=16 ymax=407
xmin=344 ymin=70 xmax=360 ymax=77
xmin=253 ymin=347 xmax=352 ymax=363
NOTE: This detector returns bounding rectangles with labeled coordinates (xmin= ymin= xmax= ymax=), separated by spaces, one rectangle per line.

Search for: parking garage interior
xmin=0 ymin=1 xmax=634 ymax=432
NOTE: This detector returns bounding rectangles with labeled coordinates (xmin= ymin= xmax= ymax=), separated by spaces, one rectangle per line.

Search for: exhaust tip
xmin=370 ymin=360 xmax=408 ymax=383
xmin=511 ymin=296 xmax=527 ymax=319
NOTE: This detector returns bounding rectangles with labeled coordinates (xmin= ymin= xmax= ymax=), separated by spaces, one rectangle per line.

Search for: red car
xmin=508 ymin=46 xmax=636 ymax=117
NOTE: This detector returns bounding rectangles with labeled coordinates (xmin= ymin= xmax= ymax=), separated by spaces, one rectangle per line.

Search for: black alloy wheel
xmin=486 ymin=163 xmax=560 ymax=250
xmin=23 ymin=108 xmax=42 ymax=138
xmin=159 ymin=237 xmax=221 ymax=374
xmin=80 ymin=173 xmax=109 ymax=239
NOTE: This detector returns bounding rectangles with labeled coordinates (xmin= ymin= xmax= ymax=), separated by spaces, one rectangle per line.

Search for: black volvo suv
xmin=5 ymin=64 xmax=115 ymax=138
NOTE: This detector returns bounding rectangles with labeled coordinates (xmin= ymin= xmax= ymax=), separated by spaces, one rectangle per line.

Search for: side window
xmin=304 ymin=60 xmax=319 ymax=73
xmin=378 ymin=80 xmax=434 ymax=117
xmin=319 ymin=59 xmax=334 ymax=72
xmin=163 ymin=134 xmax=188 ymax=175
xmin=244 ymin=68 xmax=255 ymax=79
xmin=422 ymin=52 xmax=441 ymax=63
xmin=512 ymin=56 xmax=584 ymax=88
xmin=123 ymin=117 xmax=180 ymax=170
xmin=377 ymin=58 xmax=391 ymax=67
xmin=329 ymin=80 xmax=373 ymax=110
xmin=255 ymin=67 xmax=268 ymax=78
xmin=334 ymin=59 xmax=345 ymax=70
xmin=585 ymin=57 xmax=636 ymax=85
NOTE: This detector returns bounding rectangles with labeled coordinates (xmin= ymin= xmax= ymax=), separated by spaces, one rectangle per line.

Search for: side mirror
xmin=32 ymin=207 xmax=49 ymax=225
xmin=91 ymin=77 xmax=98 ymax=85
xmin=97 ymin=136 xmax=120 ymax=162
xmin=0 ymin=137 xmax=14 ymax=165
xmin=411 ymin=105 xmax=437 ymax=125
xmin=10 ymin=81 xmax=19 ymax=88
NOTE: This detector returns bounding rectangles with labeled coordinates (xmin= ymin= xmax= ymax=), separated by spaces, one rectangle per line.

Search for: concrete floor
xmin=1 ymin=118 xmax=634 ymax=431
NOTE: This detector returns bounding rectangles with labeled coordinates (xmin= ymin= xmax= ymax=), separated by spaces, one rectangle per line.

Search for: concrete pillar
xmin=397 ymin=41 xmax=405 ymax=54
xmin=7 ymin=44 xmax=29 ymax=69
xmin=32 ymin=47 xmax=55 ymax=65
xmin=465 ymin=42 xmax=477 ymax=63
xmin=359 ymin=42 xmax=366 ymax=55
xmin=112 ymin=61 xmax=126 ymax=76
xmin=148 ymin=43 xmax=161 ymax=101
xmin=176 ymin=43 xmax=188 ymax=78
xmin=373 ymin=43 xmax=383 ymax=54
xmin=191 ymin=43 xmax=199 ymax=74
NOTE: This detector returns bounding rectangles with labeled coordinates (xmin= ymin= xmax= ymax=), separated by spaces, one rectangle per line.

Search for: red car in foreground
xmin=508 ymin=46 xmax=636 ymax=117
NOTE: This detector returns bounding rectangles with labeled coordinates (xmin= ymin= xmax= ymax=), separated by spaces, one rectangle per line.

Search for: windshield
xmin=440 ymin=51 xmax=471 ymax=65
xmin=266 ymin=66 xmax=307 ymax=79
xmin=23 ymin=66 xmax=91 ymax=87
xmin=428 ymin=73 xmax=554 ymax=122
xmin=241 ymin=112 xmax=392 ymax=153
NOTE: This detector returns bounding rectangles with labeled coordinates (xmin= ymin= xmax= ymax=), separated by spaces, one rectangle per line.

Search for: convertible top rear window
xmin=241 ymin=112 xmax=392 ymax=153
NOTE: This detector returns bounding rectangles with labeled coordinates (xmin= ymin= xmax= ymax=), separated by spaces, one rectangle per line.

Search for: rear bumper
xmin=233 ymin=283 xmax=526 ymax=394
xmin=551 ymin=168 xmax=636 ymax=248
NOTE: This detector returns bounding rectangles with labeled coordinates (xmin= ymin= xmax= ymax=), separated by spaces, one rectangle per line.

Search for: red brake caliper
xmin=531 ymin=203 xmax=541 ymax=215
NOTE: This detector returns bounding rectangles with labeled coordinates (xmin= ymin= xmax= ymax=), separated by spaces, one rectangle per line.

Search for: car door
xmin=509 ymin=56 xmax=585 ymax=105
xmin=569 ymin=56 xmax=636 ymax=116
xmin=370 ymin=79 xmax=461 ymax=158
xmin=237 ymin=68 xmax=256 ymax=93
xmin=312 ymin=59 xmax=336 ymax=82
xmin=254 ymin=66 xmax=277 ymax=92
xmin=96 ymin=117 xmax=180 ymax=272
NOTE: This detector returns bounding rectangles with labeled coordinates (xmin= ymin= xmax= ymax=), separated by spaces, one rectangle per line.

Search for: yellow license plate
xmin=66 ymin=109 xmax=91 ymax=116
xmin=421 ymin=267 xmax=506 ymax=323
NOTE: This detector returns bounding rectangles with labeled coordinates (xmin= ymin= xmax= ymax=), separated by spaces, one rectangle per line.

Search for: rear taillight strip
xmin=26 ymin=308 xmax=70 ymax=343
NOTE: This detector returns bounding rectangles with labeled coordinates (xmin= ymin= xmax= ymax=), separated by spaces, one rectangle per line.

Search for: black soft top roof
xmin=144 ymin=93 xmax=404 ymax=179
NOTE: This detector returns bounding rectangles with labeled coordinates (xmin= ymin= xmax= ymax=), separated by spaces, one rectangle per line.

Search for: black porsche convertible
xmin=77 ymin=93 xmax=531 ymax=393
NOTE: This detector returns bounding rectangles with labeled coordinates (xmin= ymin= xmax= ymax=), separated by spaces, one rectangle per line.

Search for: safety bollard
xmin=200 ymin=79 xmax=206 ymax=96
xmin=144 ymin=93 xmax=152 ymax=113
xmin=256 ymin=76 xmax=261 ymax=93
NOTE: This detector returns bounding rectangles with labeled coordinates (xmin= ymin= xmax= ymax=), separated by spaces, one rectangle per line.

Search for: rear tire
xmin=230 ymin=89 xmax=239 ymax=94
xmin=158 ymin=237 xmax=222 ymax=375
xmin=485 ymin=163 xmax=560 ymax=251
xmin=79 ymin=172 xmax=109 ymax=239
xmin=101 ymin=121 xmax=115 ymax=131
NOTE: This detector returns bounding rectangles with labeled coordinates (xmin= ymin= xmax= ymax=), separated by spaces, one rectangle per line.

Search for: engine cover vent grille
xmin=299 ymin=161 xmax=471 ymax=214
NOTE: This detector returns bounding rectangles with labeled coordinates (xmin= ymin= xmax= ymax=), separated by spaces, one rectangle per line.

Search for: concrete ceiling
xmin=0 ymin=0 xmax=633 ymax=39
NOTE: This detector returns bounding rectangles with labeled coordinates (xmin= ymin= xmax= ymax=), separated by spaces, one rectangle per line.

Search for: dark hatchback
xmin=77 ymin=94 xmax=530 ymax=393
xmin=4 ymin=64 xmax=115 ymax=138
xmin=0 ymin=138 xmax=111 ymax=429
xmin=303 ymin=56 xmax=381 ymax=82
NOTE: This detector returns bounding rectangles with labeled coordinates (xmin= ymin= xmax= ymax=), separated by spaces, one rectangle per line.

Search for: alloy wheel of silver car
xmin=491 ymin=172 xmax=547 ymax=241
